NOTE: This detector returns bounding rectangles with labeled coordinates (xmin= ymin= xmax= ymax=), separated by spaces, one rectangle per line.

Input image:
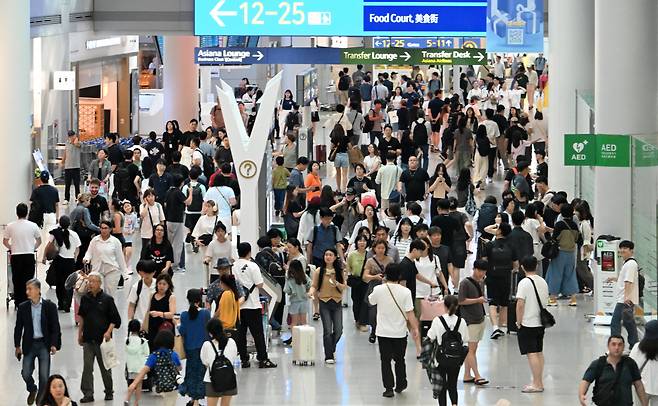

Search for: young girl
xmin=283 ymin=260 xmax=312 ymax=345
xmin=127 ymin=330 xmax=182 ymax=406
xmin=122 ymin=200 xmax=139 ymax=274
xmin=124 ymin=319 xmax=150 ymax=406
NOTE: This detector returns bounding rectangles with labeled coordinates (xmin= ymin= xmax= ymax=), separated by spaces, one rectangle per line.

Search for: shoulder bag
xmin=527 ymin=277 xmax=555 ymax=328
xmin=541 ymin=221 xmax=565 ymax=260
xmin=386 ymin=283 xmax=413 ymax=334
xmin=347 ymin=253 xmax=367 ymax=288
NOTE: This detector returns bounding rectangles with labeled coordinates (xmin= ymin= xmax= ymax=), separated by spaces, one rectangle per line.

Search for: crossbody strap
xmin=385 ymin=283 xmax=408 ymax=322
xmin=527 ymin=277 xmax=546 ymax=311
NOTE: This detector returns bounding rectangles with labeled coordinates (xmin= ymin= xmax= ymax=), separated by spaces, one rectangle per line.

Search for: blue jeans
xmin=21 ymin=340 xmax=50 ymax=395
xmin=419 ymin=144 xmax=429 ymax=172
xmin=273 ymin=188 xmax=286 ymax=211
xmin=610 ymin=302 xmax=638 ymax=348
xmin=545 ymin=250 xmax=579 ymax=296
xmin=319 ymin=300 xmax=343 ymax=360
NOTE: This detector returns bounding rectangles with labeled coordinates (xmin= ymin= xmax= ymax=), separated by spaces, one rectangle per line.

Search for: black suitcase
xmin=507 ymin=271 xmax=521 ymax=334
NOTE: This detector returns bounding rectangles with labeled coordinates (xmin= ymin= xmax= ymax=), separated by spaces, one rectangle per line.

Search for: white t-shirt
xmin=201 ymin=338 xmax=238 ymax=382
xmin=368 ymin=283 xmax=413 ymax=338
xmin=204 ymin=186 xmax=235 ymax=219
xmin=206 ymin=238 xmax=236 ymax=275
xmin=140 ymin=203 xmax=165 ymax=239
xmin=233 ymin=258 xmax=264 ymax=309
xmin=127 ymin=278 xmax=156 ymax=323
xmin=516 ymin=274 xmax=549 ymax=328
xmin=615 ymin=258 xmax=640 ymax=305
xmin=5 ymin=219 xmax=41 ymax=255
xmin=415 ymin=255 xmax=440 ymax=299
xmin=49 ymin=231 xmax=81 ymax=259
xmin=427 ymin=314 xmax=470 ymax=344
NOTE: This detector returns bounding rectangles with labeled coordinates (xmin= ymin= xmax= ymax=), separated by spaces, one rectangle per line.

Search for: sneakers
xmin=395 ymin=382 xmax=408 ymax=393
xmin=176 ymin=267 xmax=186 ymax=274
xmin=382 ymin=389 xmax=395 ymax=398
xmin=104 ymin=393 xmax=114 ymax=401
xmin=79 ymin=396 xmax=94 ymax=404
xmin=490 ymin=329 xmax=505 ymax=340
xmin=569 ymin=299 xmax=578 ymax=307
xmin=259 ymin=359 xmax=277 ymax=368
xmin=27 ymin=391 xmax=37 ymax=405
xmin=325 ymin=358 xmax=336 ymax=365
xmin=547 ymin=298 xmax=558 ymax=307
xmin=241 ymin=360 xmax=251 ymax=368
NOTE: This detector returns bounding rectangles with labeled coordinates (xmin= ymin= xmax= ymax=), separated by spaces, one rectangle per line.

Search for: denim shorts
xmin=334 ymin=152 xmax=349 ymax=168
xmin=288 ymin=300 xmax=309 ymax=315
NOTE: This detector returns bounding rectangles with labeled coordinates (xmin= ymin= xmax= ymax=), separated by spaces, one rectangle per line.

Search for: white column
xmin=163 ymin=36 xmax=199 ymax=127
xmin=547 ymin=0 xmax=594 ymax=198
xmin=0 ymin=1 xmax=31 ymax=226
xmin=594 ymin=0 xmax=658 ymax=238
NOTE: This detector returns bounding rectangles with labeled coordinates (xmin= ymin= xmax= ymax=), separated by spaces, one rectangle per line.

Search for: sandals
xmin=312 ymin=313 xmax=320 ymax=321
xmin=463 ymin=378 xmax=475 ymax=384
xmin=474 ymin=378 xmax=490 ymax=385
xmin=522 ymin=385 xmax=544 ymax=393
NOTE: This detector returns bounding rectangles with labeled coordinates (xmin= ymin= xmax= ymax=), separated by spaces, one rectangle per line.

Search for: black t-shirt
xmin=144 ymin=140 xmax=164 ymax=162
xmin=400 ymin=169 xmax=429 ymax=202
xmin=430 ymin=214 xmax=461 ymax=248
xmin=399 ymin=257 xmax=418 ymax=301
xmin=88 ymin=195 xmax=109 ymax=226
xmin=164 ymin=187 xmax=186 ymax=223
xmin=536 ymin=162 xmax=548 ymax=179
xmin=407 ymin=106 xmax=420 ymax=126
xmin=182 ymin=131 xmax=202 ymax=147
xmin=149 ymin=172 xmax=174 ymax=203
xmin=162 ymin=132 xmax=179 ymax=155
xmin=346 ymin=176 xmax=374 ymax=196
xmin=332 ymin=133 xmax=350 ymax=153
xmin=492 ymin=114 xmax=509 ymax=135
xmin=116 ymin=162 xmax=141 ymax=201
xmin=30 ymin=185 xmax=59 ymax=213
xmin=107 ymin=144 xmax=124 ymax=167
xmin=428 ymin=98 xmax=445 ymax=119
xmin=142 ymin=240 xmax=174 ymax=274
xmin=431 ymin=244 xmax=452 ymax=282
xmin=400 ymin=136 xmax=416 ymax=165
xmin=166 ymin=163 xmax=190 ymax=181
xmin=378 ymin=136 xmax=401 ymax=158
xmin=215 ymin=147 xmax=233 ymax=166
xmin=483 ymin=238 xmax=517 ymax=275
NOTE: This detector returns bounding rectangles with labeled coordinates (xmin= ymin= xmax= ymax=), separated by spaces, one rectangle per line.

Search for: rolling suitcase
xmin=315 ymin=145 xmax=327 ymax=164
xmin=292 ymin=325 xmax=316 ymax=366
xmin=6 ymin=252 xmax=14 ymax=309
xmin=507 ymin=271 xmax=521 ymax=334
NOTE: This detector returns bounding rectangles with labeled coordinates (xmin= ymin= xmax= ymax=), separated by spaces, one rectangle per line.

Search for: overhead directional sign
xmin=195 ymin=0 xmax=487 ymax=37
xmin=340 ymin=48 xmax=488 ymax=66
xmin=373 ymin=36 xmax=487 ymax=49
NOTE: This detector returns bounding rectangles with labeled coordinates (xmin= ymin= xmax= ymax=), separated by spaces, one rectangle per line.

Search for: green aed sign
xmin=634 ymin=139 xmax=658 ymax=167
xmin=564 ymin=134 xmax=630 ymax=167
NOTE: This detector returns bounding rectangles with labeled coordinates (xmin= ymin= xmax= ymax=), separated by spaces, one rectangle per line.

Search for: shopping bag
xmin=174 ymin=335 xmax=186 ymax=360
xmin=100 ymin=338 xmax=119 ymax=370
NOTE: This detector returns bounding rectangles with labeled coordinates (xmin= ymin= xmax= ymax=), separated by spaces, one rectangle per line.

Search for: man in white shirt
xmin=494 ymin=55 xmax=506 ymax=79
xmin=369 ymin=263 xmax=419 ymax=398
xmin=3 ymin=203 xmax=42 ymax=308
xmin=127 ymin=260 xmax=157 ymax=324
xmin=233 ymin=242 xmax=277 ymax=369
xmin=607 ymin=240 xmax=640 ymax=348
xmin=482 ymin=109 xmax=501 ymax=182
xmin=467 ymin=80 xmax=487 ymax=111
xmin=515 ymin=256 xmax=550 ymax=393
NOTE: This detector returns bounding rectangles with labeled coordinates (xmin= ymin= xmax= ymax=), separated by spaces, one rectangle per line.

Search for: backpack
xmin=412 ymin=119 xmax=428 ymax=145
xmin=114 ymin=163 xmax=133 ymax=198
xmin=187 ymin=183 xmax=204 ymax=213
xmin=476 ymin=203 xmax=497 ymax=233
xmin=437 ymin=316 xmax=468 ymax=368
xmin=286 ymin=111 xmax=300 ymax=130
xmin=255 ymin=248 xmax=285 ymax=278
xmin=209 ymin=340 xmax=237 ymax=393
xmin=28 ymin=200 xmax=44 ymax=228
xmin=152 ymin=349 xmax=178 ymax=393
xmin=475 ymin=132 xmax=491 ymax=156
xmin=363 ymin=110 xmax=375 ymax=133
xmin=197 ymin=148 xmax=215 ymax=179
xmin=338 ymin=74 xmax=351 ymax=91
xmin=329 ymin=114 xmax=346 ymax=145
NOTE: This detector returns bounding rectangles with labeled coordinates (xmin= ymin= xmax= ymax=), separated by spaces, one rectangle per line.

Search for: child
xmin=122 ymin=200 xmax=139 ymax=274
xmin=282 ymin=259 xmax=312 ymax=345
xmin=125 ymin=319 xmax=150 ymax=406
xmin=272 ymin=156 xmax=290 ymax=217
xmin=126 ymin=330 xmax=182 ymax=406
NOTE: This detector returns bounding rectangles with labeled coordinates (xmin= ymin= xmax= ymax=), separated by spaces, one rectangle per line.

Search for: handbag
xmin=527 ymin=277 xmax=555 ymax=328
xmin=174 ymin=334 xmax=186 ymax=360
xmin=347 ymin=254 xmax=367 ymax=288
xmin=44 ymin=240 xmax=59 ymax=261
xmin=197 ymin=216 xmax=219 ymax=246
xmin=328 ymin=147 xmax=338 ymax=162
xmin=540 ymin=232 xmax=559 ymax=259
xmin=311 ymin=111 xmax=320 ymax=122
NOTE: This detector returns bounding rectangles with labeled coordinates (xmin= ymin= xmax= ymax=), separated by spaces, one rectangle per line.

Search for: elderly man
xmin=14 ymin=279 xmax=61 ymax=405
xmin=78 ymin=272 xmax=121 ymax=403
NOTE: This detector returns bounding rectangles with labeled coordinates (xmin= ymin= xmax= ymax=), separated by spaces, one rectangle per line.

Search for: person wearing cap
xmin=60 ymin=130 xmax=82 ymax=205
xmin=204 ymin=257 xmax=246 ymax=309
xmin=330 ymin=188 xmax=361 ymax=238
xmin=30 ymin=171 xmax=60 ymax=231
xmin=630 ymin=319 xmax=658 ymax=403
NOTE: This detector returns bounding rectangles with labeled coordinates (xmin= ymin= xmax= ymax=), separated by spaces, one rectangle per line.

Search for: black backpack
xmin=338 ymin=74 xmax=351 ymax=91
xmin=114 ymin=163 xmax=132 ymax=198
xmin=412 ymin=119 xmax=428 ymax=145
xmin=437 ymin=316 xmax=468 ymax=368
xmin=255 ymin=248 xmax=285 ymax=279
xmin=187 ymin=183 xmax=204 ymax=213
xmin=152 ymin=349 xmax=178 ymax=393
xmin=209 ymin=340 xmax=237 ymax=393
xmin=197 ymin=148 xmax=215 ymax=179
xmin=363 ymin=110 xmax=375 ymax=133
xmin=28 ymin=200 xmax=44 ymax=228
xmin=475 ymin=131 xmax=491 ymax=156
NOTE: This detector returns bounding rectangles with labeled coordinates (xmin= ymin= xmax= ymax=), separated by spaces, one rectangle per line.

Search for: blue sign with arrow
xmin=195 ymin=0 xmax=487 ymax=37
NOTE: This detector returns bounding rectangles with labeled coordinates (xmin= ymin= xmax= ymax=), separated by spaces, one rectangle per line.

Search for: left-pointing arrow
xmin=254 ymin=51 xmax=264 ymax=61
xmin=210 ymin=0 xmax=238 ymax=28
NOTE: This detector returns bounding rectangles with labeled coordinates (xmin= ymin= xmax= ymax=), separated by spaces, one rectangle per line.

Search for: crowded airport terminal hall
xmin=2 ymin=0 xmax=658 ymax=405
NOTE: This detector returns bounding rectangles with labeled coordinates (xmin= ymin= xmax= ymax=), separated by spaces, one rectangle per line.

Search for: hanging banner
xmin=486 ymin=0 xmax=544 ymax=52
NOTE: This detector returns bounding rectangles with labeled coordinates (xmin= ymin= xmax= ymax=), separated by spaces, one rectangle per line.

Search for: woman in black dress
xmin=145 ymin=273 xmax=176 ymax=348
